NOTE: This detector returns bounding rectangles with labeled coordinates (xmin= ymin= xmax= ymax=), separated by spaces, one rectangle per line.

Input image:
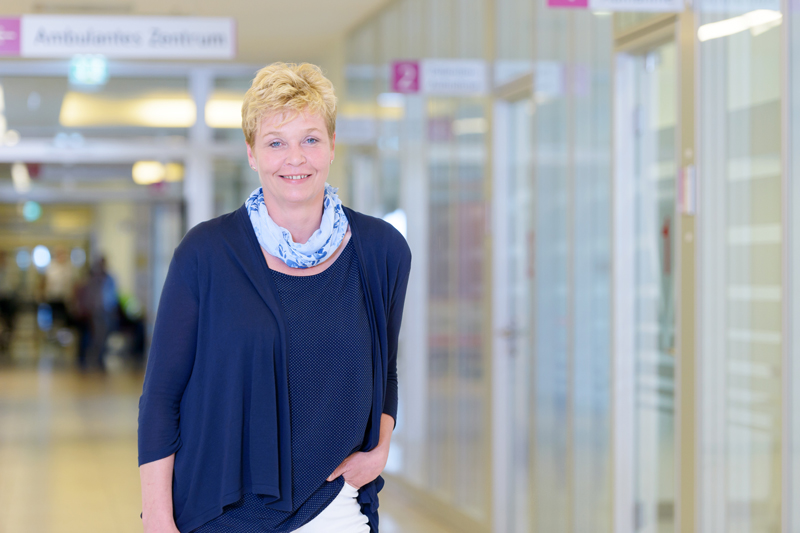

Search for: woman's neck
xmin=263 ymin=195 xmax=324 ymax=244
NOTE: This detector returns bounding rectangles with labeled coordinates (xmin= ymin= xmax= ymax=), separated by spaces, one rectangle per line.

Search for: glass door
xmin=614 ymin=37 xmax=678 ymax=533
xmin=492 ymin=93 xmax=535 ymax=533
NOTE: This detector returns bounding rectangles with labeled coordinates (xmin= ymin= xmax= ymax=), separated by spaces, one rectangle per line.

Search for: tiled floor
xmin=0 ymin=363 xmax=453 ymax=533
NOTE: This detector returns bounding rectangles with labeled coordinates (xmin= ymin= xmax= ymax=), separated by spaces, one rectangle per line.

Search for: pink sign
xmin=547 ymin=0 xmax=588 ymax=8
xmin=392 ymin=61 xmax=420 ymax=93
xmin=0 ymin=18 xmax=20 ymax=56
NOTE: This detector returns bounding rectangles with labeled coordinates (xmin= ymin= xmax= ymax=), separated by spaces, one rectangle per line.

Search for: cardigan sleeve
xmin=138 ymin=245 xmax=199 ymax=466
xmin=382 ymin=245 xmax=411 ymax=424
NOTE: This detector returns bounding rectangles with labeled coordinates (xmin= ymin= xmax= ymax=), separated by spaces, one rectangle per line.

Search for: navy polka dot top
xmin=193 ymin=239 xmax=373 ymax=532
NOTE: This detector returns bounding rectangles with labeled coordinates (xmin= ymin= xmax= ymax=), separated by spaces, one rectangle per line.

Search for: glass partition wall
xmin=354 ymin=0 xmax=615 ymax=530
xmin=343 ymin=1 xmax=493 ymax=528
xmin=531 ymin=8 xmax=613 ymax=533
xmin=697 ymin=2 xmax=784 ymax=531
xmin=791 ymin=2 xmax=800 ymax=529
xmin=341 ymin=0 xmax=800 ymax=531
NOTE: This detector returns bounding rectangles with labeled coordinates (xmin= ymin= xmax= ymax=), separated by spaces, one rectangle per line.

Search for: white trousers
xmin=294 ymin=483 xmax=370 ymax=533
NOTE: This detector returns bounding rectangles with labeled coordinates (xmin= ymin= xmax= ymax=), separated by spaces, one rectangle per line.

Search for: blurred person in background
xmin=0 ymin=250 xmax=19 ymax=356
xmin=72 ymin=270 xmax=91 ymax=369
xmin=118 ymin=293 xmax=147 ymax=367
xmin=44 ymin=246 xmax=75 ymax=329
xmin=81 ymin=256 xmax=117 ymax=371
xmin=138 ymin=63 xmax=411 ymax=533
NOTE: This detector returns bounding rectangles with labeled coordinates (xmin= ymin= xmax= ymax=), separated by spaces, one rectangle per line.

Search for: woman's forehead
xmin=259 ymin=110 xmax=326 ymax=134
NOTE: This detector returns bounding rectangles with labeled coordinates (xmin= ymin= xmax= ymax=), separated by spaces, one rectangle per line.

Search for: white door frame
xmin=613 ymin=19 xmax=682 ymax=533
xmin=612 ymin=52 xmax=637 ymax=533
xmin=491 ymin=75 xmax=534 ymax=533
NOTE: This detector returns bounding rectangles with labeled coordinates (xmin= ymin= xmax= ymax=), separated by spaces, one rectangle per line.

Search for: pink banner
xmin=0 ymin=18 xmax=20 ymax=56
xmin=547 ymin=0 xmax=589 ymax=8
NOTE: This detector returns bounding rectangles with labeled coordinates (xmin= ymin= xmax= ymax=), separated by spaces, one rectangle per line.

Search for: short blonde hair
xmin=241 ymin=62 xmax=337 ymax=147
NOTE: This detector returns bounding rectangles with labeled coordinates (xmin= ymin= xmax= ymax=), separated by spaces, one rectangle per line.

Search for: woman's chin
xmin=268 ymin=181 xmax=325 ymax=206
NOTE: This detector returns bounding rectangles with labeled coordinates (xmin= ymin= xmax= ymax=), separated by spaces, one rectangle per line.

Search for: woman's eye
xmin=305 ymin=138 xmax=318 ymax=145
xmin=269 ymin=141 xmax=282 ymax=148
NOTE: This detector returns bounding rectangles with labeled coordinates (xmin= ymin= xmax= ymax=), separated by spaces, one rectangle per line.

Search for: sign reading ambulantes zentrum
xmin=0 ymin=15 xmax=236 ymax=59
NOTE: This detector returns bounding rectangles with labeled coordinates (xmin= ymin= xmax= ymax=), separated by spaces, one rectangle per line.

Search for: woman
xmin=138 ymin=63 xmax=411 ymax=533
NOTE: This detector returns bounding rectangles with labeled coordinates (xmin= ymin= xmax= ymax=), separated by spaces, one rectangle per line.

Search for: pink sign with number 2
xmin=392 ymin=61 xmax=420 ymax=93
xmin=547 ymin=0 xmax=589 ymax=7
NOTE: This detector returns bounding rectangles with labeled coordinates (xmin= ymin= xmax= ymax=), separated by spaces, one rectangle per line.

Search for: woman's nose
xmin=286 ymin=144 xmax=306 ymax=166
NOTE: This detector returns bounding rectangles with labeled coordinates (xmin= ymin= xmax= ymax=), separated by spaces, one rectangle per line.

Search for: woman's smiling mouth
xmin=280 ymin=174 xmax=311 ymax=180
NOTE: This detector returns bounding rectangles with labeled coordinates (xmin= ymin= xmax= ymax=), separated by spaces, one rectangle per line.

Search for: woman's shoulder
xmin=344 ymin=207 xmax=410 ymax=259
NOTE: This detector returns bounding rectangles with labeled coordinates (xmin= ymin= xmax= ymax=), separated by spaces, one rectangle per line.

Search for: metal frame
xmin=612 ymin=14 xmax=682 ymax=533
xmin=0 ymin=138 xmax=241 ymax=164
xmin=491 ymin=96 xmax=512 ymax=533
xmin=0 ymin=59 xmax=261 ymax=77
xmin=614 ymin=14 xmax=678 ymax=53
xmin=0 ymin=184 xmax=182 ymax=203
xmin=675 ymin=8 xmax=698 ymax=533
xmin=490 ymin=73 xmax=535 ymax=533
xmin=780 ymin=0 xmax=792 ymax=530
xmin=493 ymin=72 xmax=533 ymax=101
xmin=564 ymin=19 xmax=577 ymax=533
xmin=612 ymin=51 xmax=637 ymax=533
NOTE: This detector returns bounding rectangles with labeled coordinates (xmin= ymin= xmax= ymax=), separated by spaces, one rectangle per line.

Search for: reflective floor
xmin=0 ymin=317 xmax=452 ymax=533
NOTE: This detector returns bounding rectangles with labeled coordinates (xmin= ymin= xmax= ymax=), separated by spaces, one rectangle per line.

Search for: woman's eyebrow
xmin=262 ymin=128 xmax=322 ymax=137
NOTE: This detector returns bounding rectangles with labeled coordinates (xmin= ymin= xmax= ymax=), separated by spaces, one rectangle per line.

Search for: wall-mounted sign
xmin=0 ymin=18 xmax=20 ymax=56
xmin=588 ymin=0 xmax=684 ymax=11
xmin=392 ymin=61 xmax=420 ymax=93
xmin=421 ymin=59 xmax=488 ymax=95
xmin=391 ymin=59 xmax=488 ymax=96
xmin=697 ymin=0 xmax=779 ymax=11
xmin=0 ymin=15 xmax=236 ymax=59
xmin=548 ymin=0 xmax=684 ymax=10
xmin=547 ymin=0 xmax=589 ymax=8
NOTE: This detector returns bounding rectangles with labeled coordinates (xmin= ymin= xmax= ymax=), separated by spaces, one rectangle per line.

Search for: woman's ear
xmin=246 ymin=142 xmax=257 ymax=171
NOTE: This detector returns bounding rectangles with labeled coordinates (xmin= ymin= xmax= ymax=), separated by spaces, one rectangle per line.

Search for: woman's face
xmin=246 ymin=110 xmax=335 ymax=211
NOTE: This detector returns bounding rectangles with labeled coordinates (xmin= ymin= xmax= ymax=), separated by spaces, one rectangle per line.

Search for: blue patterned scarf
xmin=245 ymin=184 xmax=349 ymax=269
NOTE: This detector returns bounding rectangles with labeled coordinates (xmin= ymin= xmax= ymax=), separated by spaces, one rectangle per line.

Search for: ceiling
xmin=9 ymin=0 xmax=392 ymax=64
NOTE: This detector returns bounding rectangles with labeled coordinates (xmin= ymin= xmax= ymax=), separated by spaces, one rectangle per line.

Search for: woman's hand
xmin=327 ymin=413 xmax=395 ymax=489
xmin=327 ymin=446 xmax=389 ymax=489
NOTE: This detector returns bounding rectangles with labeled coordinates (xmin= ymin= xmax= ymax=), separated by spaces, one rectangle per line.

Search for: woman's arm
xmin=376 ymin=412 xmax=395 ymax=452
xmin=381 ymin=242 xmax=412 ymax=426
xmin=138 ymin=244 xmax=200 ymax=530
xmin=140 ymin=454 xmax=180 ymax=532
xmin=327 ymin=413 xmax=395 ymax=488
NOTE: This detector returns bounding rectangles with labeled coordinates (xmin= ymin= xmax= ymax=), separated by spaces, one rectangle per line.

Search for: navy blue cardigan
xmin=137 ymin=205 xmax=411 ymax=533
